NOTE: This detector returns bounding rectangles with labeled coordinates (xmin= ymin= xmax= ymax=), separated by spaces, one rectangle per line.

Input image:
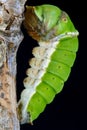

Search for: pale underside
xmin=20 ymin=31 xmax=78 ymax=124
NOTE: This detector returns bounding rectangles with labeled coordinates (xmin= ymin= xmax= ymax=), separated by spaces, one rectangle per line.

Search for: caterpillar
xmin=17 ymin=4 xmax=79 ymax=124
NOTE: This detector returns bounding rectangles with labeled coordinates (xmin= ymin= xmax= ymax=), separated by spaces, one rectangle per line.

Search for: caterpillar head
xmin=24 ymin=4 xmax=77 ymax=41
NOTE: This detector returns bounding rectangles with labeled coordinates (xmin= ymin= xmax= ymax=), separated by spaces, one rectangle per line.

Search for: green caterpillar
xmin=18 ymin=4 xmax=79 ymax=124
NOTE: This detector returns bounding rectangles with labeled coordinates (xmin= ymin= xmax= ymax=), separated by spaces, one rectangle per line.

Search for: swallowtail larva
xmin=18 ymin=4 xmax=79 ymax=124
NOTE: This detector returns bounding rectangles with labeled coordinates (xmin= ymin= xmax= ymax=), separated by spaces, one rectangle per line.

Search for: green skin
xmin=27 ymin=37 xmax=78 ymax=122
xmin=34 ymin=4 xmax=78 ymax=39
xmin=22 ymin=5 xmax=79 ymax=123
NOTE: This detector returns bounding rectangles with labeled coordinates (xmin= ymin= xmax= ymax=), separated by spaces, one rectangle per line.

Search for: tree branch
xmin=0 ymin=0 xmax=27 ymax=129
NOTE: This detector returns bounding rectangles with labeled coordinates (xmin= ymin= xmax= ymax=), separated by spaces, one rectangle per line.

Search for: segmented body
xmin=18 ymin=5 xmax=79 ymax=124
xmin=20 ymin=33 xmax=78 ymax=124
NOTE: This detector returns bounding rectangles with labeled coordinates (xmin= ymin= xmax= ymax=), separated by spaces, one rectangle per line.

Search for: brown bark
xmin=0 ymin=62 xmax=20 ymax=130
xmin=0 ymin=0 xmax=27 ymax=129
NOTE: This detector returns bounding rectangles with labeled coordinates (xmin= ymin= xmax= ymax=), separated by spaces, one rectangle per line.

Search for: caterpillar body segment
xmin=18 ymin=4 xmax=79 ymax=124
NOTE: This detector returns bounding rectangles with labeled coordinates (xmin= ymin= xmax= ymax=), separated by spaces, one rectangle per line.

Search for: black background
xmin=17 ymin=0 xmax=87 ymax=130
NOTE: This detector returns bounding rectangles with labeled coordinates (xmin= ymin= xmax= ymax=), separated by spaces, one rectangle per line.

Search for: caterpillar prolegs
xmin=18 ymin=4 xmax=79 ymax=124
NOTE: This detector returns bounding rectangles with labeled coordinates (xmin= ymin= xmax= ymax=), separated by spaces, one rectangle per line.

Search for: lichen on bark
xmin=0 ymin=0 xmax=27 ymax=129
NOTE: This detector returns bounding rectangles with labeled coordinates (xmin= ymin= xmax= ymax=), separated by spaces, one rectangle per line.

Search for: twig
xmin=0 ymin=0 xmax=27 ymax=129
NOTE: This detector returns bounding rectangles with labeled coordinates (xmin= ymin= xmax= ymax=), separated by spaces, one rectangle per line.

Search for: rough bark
xmin=0 ymin=0 xmax=27 ymax=129
xmin=0 ymin=62 xmax=20 ymax=130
